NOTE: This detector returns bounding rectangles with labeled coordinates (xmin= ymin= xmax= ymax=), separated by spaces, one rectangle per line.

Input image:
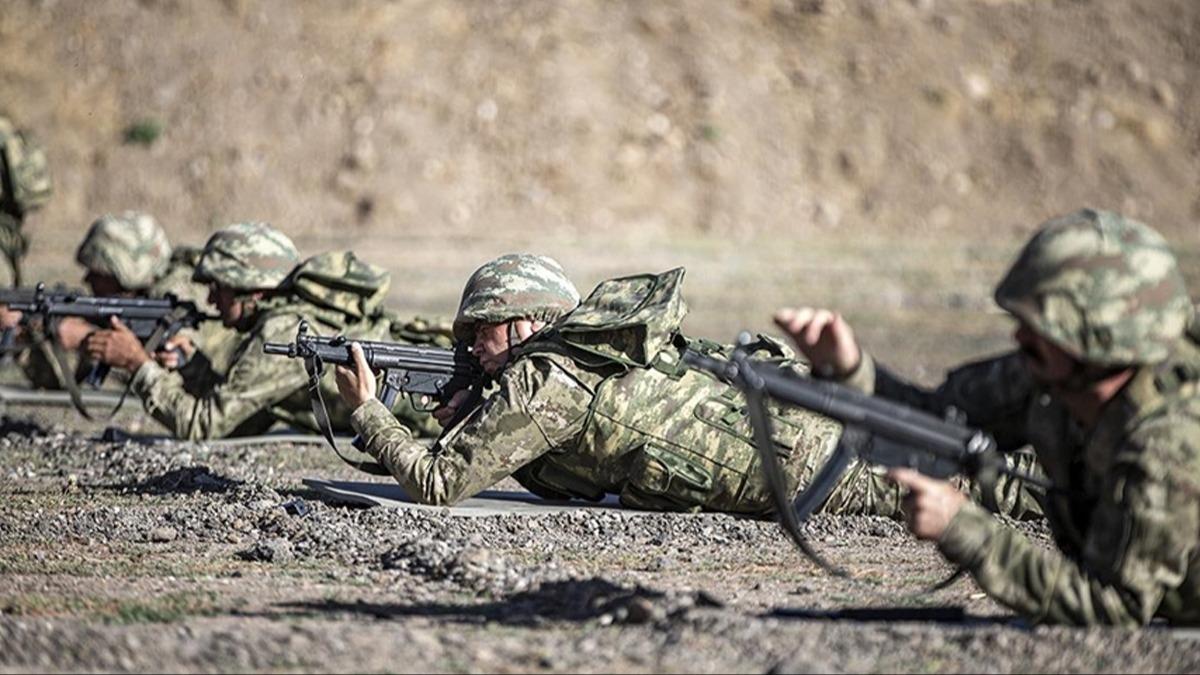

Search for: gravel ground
xmin=1 ymin=408 xmax=1199 ymax=673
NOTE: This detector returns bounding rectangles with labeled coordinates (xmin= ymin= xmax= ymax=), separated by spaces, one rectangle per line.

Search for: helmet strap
xmin=502 ymin=320 xmax=523 ymax=369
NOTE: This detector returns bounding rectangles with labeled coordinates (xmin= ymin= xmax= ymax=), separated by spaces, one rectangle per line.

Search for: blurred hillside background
xmin=1 ymin=0 xmax=1197 ymax=382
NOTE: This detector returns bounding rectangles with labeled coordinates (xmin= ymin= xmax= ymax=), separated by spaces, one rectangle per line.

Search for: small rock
xmin=1152 ymin=80 xmax=1177 ymax=110
xmin=476 ymin=99 xmax=498 ymax=122
xmin=646 ymin=113 xmax=671 ymax=137
xmin=149 ymin=527 xmax=177 ymax=543
xmin=236 ymin=538 xmax=294 ymax=563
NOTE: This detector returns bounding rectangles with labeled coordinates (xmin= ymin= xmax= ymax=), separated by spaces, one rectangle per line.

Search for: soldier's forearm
xmin=132 ymin=361 xmax=290 ymax=440
xmin=352 ymin=398 xmax=477 ymax=506
xmin=939 ymin=503 xmax=1149 ymax=626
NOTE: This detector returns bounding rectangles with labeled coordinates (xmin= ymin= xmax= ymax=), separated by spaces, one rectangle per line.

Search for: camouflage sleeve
xmin=129 ymin=314 xmax=309 ymax=440
xmin=938 ymin=419 xmax=1200 ymax=625
xmin=829 ymin=351 xmax=877 ymax=394
xmin=351 ymin=355 xmax=593 ymax=506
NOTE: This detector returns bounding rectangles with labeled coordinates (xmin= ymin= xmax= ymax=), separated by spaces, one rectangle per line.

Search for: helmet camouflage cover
xmin=192 ymin=221 xmax=300 ymax=291
xmin=453 ymin=253 xmax=581 ymax=340
xmin=75 ymin=211 xmax=171 ymax=290
xmin=994 ymin=208 xmax=1194 ymax=366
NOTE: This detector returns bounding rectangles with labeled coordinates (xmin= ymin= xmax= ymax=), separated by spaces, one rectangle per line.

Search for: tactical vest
xmin=513 ymin=268 xmax=842 ymax=514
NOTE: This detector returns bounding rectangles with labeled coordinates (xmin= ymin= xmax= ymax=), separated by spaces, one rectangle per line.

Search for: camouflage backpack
xmin=286 ymin=251 xmax=391 ymax=321
xmin=0 ymin=115 xmax=52 ymax=217
xmin=520 ymin=267 xmax=689 ymax=368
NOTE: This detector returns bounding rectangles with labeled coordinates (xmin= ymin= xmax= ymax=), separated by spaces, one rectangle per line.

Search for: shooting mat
xmin=302 ymin=477 xmax=643 ymax=517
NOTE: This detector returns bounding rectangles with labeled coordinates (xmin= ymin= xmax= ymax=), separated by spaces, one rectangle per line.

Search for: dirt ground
xmin=3 ymin=0 xmax=1200 ymax=672
xmin=0 ymin=405 xmax=1198 ymax=674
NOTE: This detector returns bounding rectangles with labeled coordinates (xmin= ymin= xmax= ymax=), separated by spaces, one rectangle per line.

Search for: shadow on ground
xmin=270 ymin=577 xmax=724 ymax=627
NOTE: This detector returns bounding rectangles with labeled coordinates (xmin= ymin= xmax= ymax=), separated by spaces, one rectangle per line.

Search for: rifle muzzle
xmin=262 ymin=342 xmax=298 ymax=358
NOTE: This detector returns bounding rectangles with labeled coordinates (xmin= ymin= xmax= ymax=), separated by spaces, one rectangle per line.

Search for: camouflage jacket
xmin=866 ymin=341 xmax=1200 ymax=626
xmin=352 ymin=333 xmax=1042 ymax=515
xmin=130 ymin=296 xmax=444 ymax=441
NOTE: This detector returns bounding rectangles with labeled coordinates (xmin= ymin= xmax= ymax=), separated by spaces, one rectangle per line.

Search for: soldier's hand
xmin=55 ymin=316 xmax=96 ymax=351
xmin=432 ymin=389 xmax=471 ymax=428
xmin=774 ymin=307 xmax=861 ymax=378
xmin=154 ymin=334 xmax=197 ymax=370
xmin=0 ymin=306 xmax=22 ymax=331
xmin=83 ymin=317 xmax=151 ymax=371
xmin=888 ymin=467 xmax=967 ymax=541
xmin=335 ymin=342 xmax=376 ymax=408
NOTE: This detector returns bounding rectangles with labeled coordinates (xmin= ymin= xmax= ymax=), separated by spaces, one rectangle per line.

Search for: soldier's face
xmin=209 ymin=285 xmax=257 ymax=329
xmin=1014 ymin=322 xmax=1077 ymax=385
xmin=473 ymin=322 xmax=512 ymax=375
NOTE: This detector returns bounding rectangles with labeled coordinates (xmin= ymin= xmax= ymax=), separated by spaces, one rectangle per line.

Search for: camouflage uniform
xmin=17 ymin=212 xmax=239 ymax=388
xmin=0 ymin=115 xmax=52 ymax=287
xmin=352 ymin=256 xmax=1041 ymax=516
xmin=861 ymin=209 xmax=1200 ymax=625
xmin=127 ymin=223 xmax=443 ymax=440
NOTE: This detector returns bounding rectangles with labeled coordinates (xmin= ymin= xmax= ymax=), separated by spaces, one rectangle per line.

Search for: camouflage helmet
xmin=192 ymin=221 xmax=300 ymax=291
xmin=453 ymin=253 xmax=580 ymax=340
xmin=75 ymin=211 xmax=171 ymax=290
xmin=994 ymin=208 xmax=1194 ymax=366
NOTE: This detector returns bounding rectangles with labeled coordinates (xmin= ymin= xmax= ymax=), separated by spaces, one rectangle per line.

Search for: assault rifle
xmin=0 ymin=283 xmax=219 ymax=418
xmin=263 ymin=321 xmax=487 ymax=473
xmin=683 ymin=333 xmax=1051 ymax=576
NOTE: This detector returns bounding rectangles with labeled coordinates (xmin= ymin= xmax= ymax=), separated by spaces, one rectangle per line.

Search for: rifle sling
xmin=47 ymin=318 xmax=95 ymax=421
xmin=736 ymin=351 xmax=847 ymax=577
xmin=303 ymin=353 xmax=391 ymax=477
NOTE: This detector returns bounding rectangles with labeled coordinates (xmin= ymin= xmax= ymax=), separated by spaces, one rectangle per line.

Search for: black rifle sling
xmin=734 ymin=350 xmax=847 ymax=577
xmin=303 ymin=351 xmax=391 ymax=477
xmin=47 ymin=317 xmax=95 ymax=420
xmin=740 ymin=354 xmax=973 ymax=591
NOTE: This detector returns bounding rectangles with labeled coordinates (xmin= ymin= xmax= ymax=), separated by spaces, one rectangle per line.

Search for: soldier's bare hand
xmin=774 ymin=307 xmax=861 ymax=378
xmin=335 ymin=342 xmax=376 ymax=408
xmin=154 ymin=334 xmax=197 ymax=370
xmin=888 ymin=467 xmax=967 ymax=541
xmin=0 ymin=307 xmax=22 ymax=331
xmin=433 ymin=389 xmax=471 ymax=428
xmin=83 ymin=317 xmax=151 ymax=371
xmin=55 ymin=316 xmax=96 ymax=351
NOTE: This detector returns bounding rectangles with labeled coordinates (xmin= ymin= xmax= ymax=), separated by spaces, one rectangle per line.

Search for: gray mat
xmin=0 ymin=385 xmax=131 ymax=408
xmin=100 ymin=428 xmax=344 ymax=447
xmin=303 ymin=477 xmax=631 ymax=516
